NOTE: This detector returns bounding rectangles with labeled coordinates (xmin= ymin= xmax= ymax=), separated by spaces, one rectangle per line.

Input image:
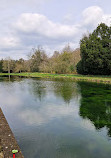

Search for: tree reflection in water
xmin=53 ymin=79 xmax=80 ymax=104
xmin=29 ymin=78 xmax=80 ymax=104
xmin=29 ymin=78 xmax=46 ymax=101
xmin=79 ymin=82 xmax=111 ymax=137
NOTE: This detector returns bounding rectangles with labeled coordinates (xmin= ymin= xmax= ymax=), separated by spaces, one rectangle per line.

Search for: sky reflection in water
xmin=0 ymin=77 xmax=111 ymax=158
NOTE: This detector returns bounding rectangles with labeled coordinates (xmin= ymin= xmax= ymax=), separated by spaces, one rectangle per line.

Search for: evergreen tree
xmin=77 ymin=23 xmax=111 ymax=75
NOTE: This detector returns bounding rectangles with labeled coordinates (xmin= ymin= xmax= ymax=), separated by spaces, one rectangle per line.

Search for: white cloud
xmin=82 ymin=6 xmax=103 ymax=27
xmin=81 ymin=119 xmax=95 ymax=131
xmin=102 ymin=14 xmax=111 ymax=26
xmin=19 ymin=98 xmax=81 ymax=126
xmin=0 ymin=36 xmax=20 ymax=49
xmin=15 ymin=13 xmax=80 ymax=39
xmin=14 ymin=6 xmax=110 ymax=44
xmin=0 ymin=5 xmax=111 ymax=59
xmin=0 ymin=89 xmax=22 ymax=107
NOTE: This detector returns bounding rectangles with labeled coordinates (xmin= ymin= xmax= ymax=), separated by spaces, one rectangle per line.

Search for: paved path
xmin=0 ymin=108 xmax=24 ymax=158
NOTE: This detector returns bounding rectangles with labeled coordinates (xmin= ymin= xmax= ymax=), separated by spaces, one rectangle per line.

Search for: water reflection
xmin=79 ymin=82 xmax=111 ymax=137
xmin=1 ymin=77 xmax=111 ymax=158
xmin=29 ymin=79 xmax=46 ymax=101
xmin=0 ymin=76 xmax=23 ymax=82
xmin=19 ymin=79 xmax=81 ymax=126
xmin=53 ymin=81 xmax=80 ymax=104
xmin=29 ymin=79 xmax=80 ymax=104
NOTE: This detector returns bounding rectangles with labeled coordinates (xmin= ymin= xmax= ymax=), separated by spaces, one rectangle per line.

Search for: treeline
xmin=0 ymin=46 xmax=81 ymax=74
xmin=0 ymin=23 xmax=110 ymax=75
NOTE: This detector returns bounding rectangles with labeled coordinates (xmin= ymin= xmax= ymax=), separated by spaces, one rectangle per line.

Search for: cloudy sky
xmin=0 ymin=0 xmax=111 ymax=59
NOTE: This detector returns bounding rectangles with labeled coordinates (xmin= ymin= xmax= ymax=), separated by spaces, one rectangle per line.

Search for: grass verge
xmin=0 ymin=72 xmax=111 ymax=84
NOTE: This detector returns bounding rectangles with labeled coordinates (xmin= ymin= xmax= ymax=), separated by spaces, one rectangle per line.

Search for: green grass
xmin=0 ymin=72 xmax=111 ymax=84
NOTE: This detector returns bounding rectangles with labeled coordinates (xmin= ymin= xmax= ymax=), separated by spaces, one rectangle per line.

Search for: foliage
xmin=76 ymin=61 xmax=84 ymax=74
xmin=0 ymin=60 xmax=3 ymax=72
xmin=79 ymin=82 xmax=111 ymax=136
xmin=14 ymin=58 xmax=25 ymax=73
xmin=0 ymin=45 xmax=80 ymax=74
xmin=49 ymin=47 xmax=80 ymax=74
xmin=29 ymin=47 xmax=46 ymax=72
xmin=78 ymin=23 xmax=111 ymax=75
xmin=2 ymin=57 xmax=15 ymax=73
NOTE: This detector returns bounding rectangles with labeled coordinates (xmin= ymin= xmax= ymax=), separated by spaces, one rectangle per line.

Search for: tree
xmin=29 ymin=47 xmax=46 ymax=72
xmin=3 ymin=57 xmax=15 ymax=73
xmin=39 ymin=53 xmax=49 ymax=73
xmin=77 ymin=23 xmax=111 ymax=75
xmin=45 ymin=45 xmax=81 ymax=74
xmin=70 ymin=48 xmax=81 ymax=73
xmin=58 ymin=51 xmax=72 ymax=73
xmin=0 ymin=60 xmax=3 ymax=72
xmin=14 ymin=58 xmax=25 ymax=73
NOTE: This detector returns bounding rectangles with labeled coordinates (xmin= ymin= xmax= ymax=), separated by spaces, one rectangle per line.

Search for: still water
xmin=0 ymin=76 xmax=111 ymax=158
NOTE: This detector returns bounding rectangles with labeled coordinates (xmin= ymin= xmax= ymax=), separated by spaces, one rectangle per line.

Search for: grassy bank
xmin=0 ymin=72 xmax=111 ymax=84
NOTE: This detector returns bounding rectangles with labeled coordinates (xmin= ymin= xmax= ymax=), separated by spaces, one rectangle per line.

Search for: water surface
xmin=0 ymin=76 xmax=111 ymax=158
